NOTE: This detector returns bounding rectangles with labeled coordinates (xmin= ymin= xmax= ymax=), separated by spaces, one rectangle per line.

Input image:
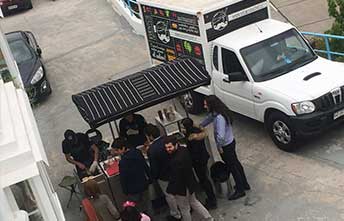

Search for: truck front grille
xmin=313 ymin=86 xmax=344 ymax=111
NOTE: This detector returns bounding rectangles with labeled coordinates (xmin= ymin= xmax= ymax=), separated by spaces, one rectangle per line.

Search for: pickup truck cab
xmin=186 ymin=19 xmax=344 ymax=151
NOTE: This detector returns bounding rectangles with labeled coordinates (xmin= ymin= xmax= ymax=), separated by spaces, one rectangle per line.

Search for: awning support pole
xmin=114 ymin=121 xmax=120 ymax=136
xmin=179 ymin=96 xmax=190 ymax=118
xmin=109 ymin=122 xmax=115 ymax=140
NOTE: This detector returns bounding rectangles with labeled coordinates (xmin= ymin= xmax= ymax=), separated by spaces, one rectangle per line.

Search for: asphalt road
xmin=2 ymin=0 xmax=344 ymax=220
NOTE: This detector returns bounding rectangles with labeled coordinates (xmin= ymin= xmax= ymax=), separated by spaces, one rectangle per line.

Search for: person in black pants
xmin=200 ymin=95 xmax=250 ymax=200
xmin=181 ymin=118 xmax=217 ymax=210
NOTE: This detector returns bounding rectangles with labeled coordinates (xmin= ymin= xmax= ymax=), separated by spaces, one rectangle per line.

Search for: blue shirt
xmin=200 ymin=113 xmax=234 ymax=149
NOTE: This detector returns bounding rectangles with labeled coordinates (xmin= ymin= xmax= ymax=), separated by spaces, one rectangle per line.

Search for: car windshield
xmin=240 ymin=29 xmax=317 ymax=82
xmin=8 ymin=40 xmax=33 ymax=64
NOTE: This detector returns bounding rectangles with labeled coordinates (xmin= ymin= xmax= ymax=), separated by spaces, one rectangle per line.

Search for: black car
xmin=1 ymin=0 xmax=33 ymax=17
xmin=5 ymin=31 xmax=51 ymax=103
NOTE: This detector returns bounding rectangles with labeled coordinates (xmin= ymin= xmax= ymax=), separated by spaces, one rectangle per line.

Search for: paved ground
xmin=2 ymin=0 xmax=344 ymax=220
xmin=271 ymin=0 xmax=334 ymax=33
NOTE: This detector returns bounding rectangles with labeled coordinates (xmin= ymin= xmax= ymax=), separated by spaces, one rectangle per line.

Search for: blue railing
xmin=302 ymin=31 xmax=344 ymax=60
xmin=121 ymin=0 xmax=140 ymax=18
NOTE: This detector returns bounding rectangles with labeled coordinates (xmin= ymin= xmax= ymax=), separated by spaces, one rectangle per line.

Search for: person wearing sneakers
xmin=200 ymin=95 xmax=250 ymax=200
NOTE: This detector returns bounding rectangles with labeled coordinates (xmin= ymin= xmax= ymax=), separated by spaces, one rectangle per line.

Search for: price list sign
xmin=141 ymin=5 xmax=205 ymax=64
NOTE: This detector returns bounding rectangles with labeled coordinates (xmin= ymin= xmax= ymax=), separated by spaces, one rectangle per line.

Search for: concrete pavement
xmin=271 ymin=0 xmax=333 ymax=33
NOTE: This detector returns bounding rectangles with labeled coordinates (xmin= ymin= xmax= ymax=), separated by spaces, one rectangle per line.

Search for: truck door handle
xmin=223 ymin=75 xmax=230 ymax=83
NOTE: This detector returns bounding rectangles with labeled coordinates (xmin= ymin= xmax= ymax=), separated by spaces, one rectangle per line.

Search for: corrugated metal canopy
xmin=72 ymin=57 xmax=210 ymax=128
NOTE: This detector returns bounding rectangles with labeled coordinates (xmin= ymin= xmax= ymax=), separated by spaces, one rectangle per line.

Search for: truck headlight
xmin=291 ymin=101 xmax=315 ymax=115
xmin=30 ymin=67 xmax=44 ymax=85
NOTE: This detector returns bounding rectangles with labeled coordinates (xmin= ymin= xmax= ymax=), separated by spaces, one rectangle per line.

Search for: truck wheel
xmin=181 ymin=91 xmax=204 ymax=114
xmin=266 ymin=112 xmax=297 ymax=152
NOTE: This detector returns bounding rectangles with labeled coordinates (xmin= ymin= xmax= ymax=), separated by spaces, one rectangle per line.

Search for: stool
xmin=59 ymin=175 xmax=81 ymax=208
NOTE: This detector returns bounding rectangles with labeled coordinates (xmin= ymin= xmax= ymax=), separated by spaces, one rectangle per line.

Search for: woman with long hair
xmin=200 ymin=95 xmax=250 ymax=200
xmin=83 ymin=180 xmax=120 ymax=220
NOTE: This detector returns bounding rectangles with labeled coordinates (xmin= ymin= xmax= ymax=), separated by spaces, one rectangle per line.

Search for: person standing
xmin=119 ymin=113 xmax=147 ymax=148
xmin=111 ymin=138 xmax=151 ymax=214
xmin=164 ymin=135 xmax=213 ymax=221
xmin=83 ymin=179 xmax=120 ymax=221
xmin=62 ymin=129 xmax=99 ymax=179
xmin=144 ymin=124 xmax=182 ymax=221
xmin=181 ymin=118 xmax=217 ymax=210
xmin=200 ymin=95 xmax=250 ymax=200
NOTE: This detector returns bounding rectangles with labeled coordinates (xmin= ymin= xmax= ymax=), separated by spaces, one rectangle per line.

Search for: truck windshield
xmin=240 ymin=29 xmax=317 ymax=82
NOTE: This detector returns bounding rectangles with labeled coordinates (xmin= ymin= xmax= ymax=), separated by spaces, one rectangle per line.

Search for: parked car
xmin=5 ymin=31 xmax=51 ymax=103
xmin=0 ymin=0 xmax=32 ymax=17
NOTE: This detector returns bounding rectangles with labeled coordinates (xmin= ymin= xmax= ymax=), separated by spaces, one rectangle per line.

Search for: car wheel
xmin=180 ymin=91 xmax=204 ymax=114
xmin=27 ymin=0 xmax=33 ymax=9
xmin=266 ymin=111 xmax=297 ymax=152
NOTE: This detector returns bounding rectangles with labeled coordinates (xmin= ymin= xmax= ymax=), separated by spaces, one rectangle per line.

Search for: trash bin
xmin=210 ymin=161 xmax=232 ymax=198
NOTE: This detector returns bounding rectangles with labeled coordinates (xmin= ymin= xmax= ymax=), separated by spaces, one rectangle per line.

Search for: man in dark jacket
xmin=145 ymin=124 xmax=181 ymax=221
xmin=62 ymin=129 xmax=99 ymax=179
xmin=119 ymin=113 xmax=146 ymax=148
xmin=111 ymin=138 xmax=151 ymax=214
xmin=182 ymin=118 xmax=217 ymax=209
xmin=164 ymin=135 xmax=213 ymax=221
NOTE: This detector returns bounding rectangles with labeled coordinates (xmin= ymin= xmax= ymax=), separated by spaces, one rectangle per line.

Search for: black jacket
xmin=119 ymin=148 xmax=151 ymax=195
xmin=167 ymin=146 xmax=198 ymax=196
xmin=147 ymin=137 xmax=170 ymax=181
xmin=119 ymin=114 xmax=146 ymax=148
xmin=185 ymin=127 xmax=210 ymax=164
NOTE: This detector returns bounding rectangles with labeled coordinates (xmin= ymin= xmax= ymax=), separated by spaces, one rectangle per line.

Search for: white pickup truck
xmin=137 ymin=0 xmax=344 ymax=151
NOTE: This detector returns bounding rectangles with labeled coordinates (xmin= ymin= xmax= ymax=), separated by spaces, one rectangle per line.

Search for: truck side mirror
xmin=229 ymin=72 xmax=248 ymax=82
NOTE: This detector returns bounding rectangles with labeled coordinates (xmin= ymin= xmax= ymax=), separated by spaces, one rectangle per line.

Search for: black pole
xmin=109 ymin=122 xmax=115 ymax=140
xmin=181 ymin=95 xmax=190 ymax=118
xmin=114 ymin=120 xmax=120 ymax=135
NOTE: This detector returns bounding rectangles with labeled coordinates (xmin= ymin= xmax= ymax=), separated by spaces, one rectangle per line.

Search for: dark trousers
xmin=193 ymin=161 xmax=216 ymax=202
xmin=221 ymin=140 xmax=249 ymax=193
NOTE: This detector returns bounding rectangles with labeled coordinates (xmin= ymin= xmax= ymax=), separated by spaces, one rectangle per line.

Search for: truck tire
xmin=266 ymin=112 xmax=297 ymax=152
xmin=181 ymin=91 xmax=204 ymax=114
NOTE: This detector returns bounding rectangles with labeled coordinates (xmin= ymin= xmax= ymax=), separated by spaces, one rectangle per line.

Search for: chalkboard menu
xmin=141 ymin=4 xmax=204 ymax=64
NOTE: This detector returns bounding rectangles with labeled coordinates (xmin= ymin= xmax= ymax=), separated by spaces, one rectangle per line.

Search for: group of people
xmin=62 ymin=95 xmax=251 ymax=221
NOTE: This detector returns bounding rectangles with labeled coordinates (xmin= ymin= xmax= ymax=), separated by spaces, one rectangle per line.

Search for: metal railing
xmin=121 ymin=0 xmax=140 ymax=18
xmin=302 ymin=31 xmax=344 ymax=60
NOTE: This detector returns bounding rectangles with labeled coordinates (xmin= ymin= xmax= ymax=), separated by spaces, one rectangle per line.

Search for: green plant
xmin=326 ymin=0 xmax=344 ymax=60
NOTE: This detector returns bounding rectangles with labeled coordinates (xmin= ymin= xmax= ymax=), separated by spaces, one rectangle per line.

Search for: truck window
xmin=222 ymin=48 xmax=244 ymax=75
xmin=213 ymin=46 xmax=218 ymax=71
xmin=240 ymin=29 xmax=316 ymax=82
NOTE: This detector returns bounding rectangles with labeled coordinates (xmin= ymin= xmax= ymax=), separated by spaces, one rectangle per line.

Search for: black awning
xmin=72 ymin=57 xmax=210 ymax=128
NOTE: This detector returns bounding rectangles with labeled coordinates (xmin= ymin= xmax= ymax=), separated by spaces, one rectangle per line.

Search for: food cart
xmin=71 ymin=57 xmax=211 ymax=209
